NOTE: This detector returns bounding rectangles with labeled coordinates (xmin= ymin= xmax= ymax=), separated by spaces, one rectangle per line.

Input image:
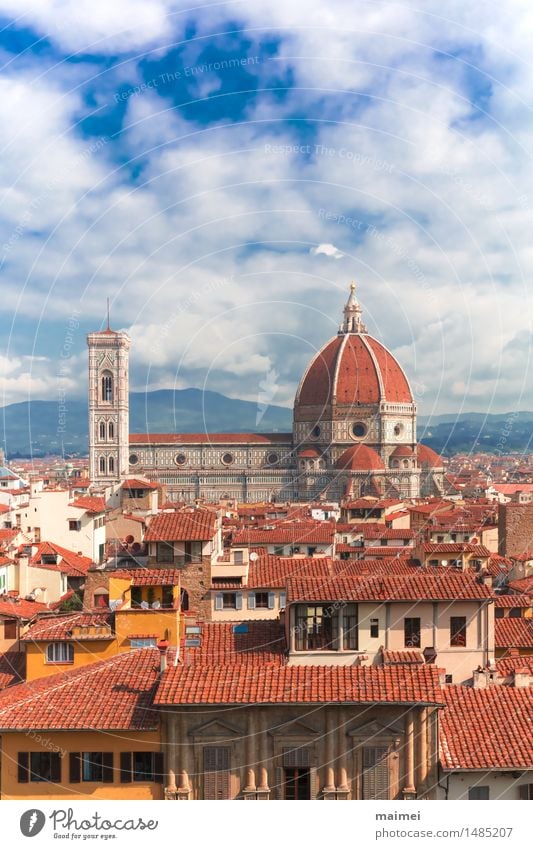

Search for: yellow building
xmin=0 ymin=647 xmax=166 ymax=800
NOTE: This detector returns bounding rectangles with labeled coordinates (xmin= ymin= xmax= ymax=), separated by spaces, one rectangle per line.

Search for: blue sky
xmin=0 ymin=0 xmax=531 ymax=418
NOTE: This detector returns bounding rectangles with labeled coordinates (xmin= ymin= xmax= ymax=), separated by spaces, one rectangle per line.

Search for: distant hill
xmin=1 ymin=392 xmax=531 ymax=458
xmin=0 ymin=388 xmax=292 ymax=458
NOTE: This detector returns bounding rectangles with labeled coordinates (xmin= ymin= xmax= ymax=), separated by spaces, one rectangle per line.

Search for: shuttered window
xmin=119 ymin=751 xmax=163 ymax=783
xmin=362 ymin=746 xmax=389 ymax=800
xmin=28 ymin=752 xmax=61 ymax=783
xmin=203 ymin=747 xmax=230 ymax=800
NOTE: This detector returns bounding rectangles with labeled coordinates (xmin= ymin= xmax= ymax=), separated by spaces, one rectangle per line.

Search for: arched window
xmin=99 ymin=421 xmax=106 ymax=439
xmin=108 ymin=456 xmax=115 ymax=474
xmin=101 ymin=371 xmax=113 ymax=402
xmin=402 ymin=459 xmax=409 ymax=469
xmin=99 ymin=456 xmax=106 ymax=473
xmin=108 ymin=422 xmax=114 ymax=439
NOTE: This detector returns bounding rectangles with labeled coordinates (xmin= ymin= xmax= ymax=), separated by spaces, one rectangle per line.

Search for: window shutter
xmin=69 ymin=752 xmax=81 ymax=783
xmin=279 ymin=591 xmax=287 ymax=609
xmin=215 ymin=593 xmax=223 ymax=611
xmin=235 ymin=592 xmax=243 ymax=610
xmin=203 ymin=747 xmax=230 ymax=800
xmin=268 ymin=591 xmax=275 ymax=609
xmin=120 ymin=752 xmax=132 ymax=783
xmin=309 ymin=766 xmax=320 ymax=800
xmin=362 ymin=747 xmax=389 ymax=799
xmin=247 ymin=593 xmax=256 ymax=609
xmin=102 ymin=752 xmax=114 ymax=783
xmin=17 ymin=752 xmax=29 ymax=783
xmin=153 ymin=752 xmax=164 ymax=782
xmin=50 ymin=753 xmax=61 ymax=783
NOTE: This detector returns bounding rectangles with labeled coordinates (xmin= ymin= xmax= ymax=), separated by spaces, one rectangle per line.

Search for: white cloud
xmin=310 ymin=243 xmax=344 ymax=259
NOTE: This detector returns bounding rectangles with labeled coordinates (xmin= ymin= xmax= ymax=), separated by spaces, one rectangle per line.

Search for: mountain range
xmin=1 ymin=389 xmax=531 ymax=458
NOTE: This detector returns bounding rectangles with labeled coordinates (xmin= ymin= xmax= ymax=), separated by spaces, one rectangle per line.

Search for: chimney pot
xmin=157 ymin=639 xmax=169 ymax=673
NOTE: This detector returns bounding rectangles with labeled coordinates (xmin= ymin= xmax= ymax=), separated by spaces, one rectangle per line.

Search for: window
xmin=68 ymin=520 xmax=81 ymax=531
xmin=404 ymin=617 xmax=421 ymax=648
xmin=223 ymin=593 xmax=237 ymax=609
xmin=370 ymin=618 xmax=379 ymax=639
xmin=468 ymin=786 xmax=489 ymax=800
xmin=450 ymin=616 xmax=467 ymax=647
xmin=46 ymin=643 xmax=74 ymax=663
xmin=119 ymin=752 xmax=164 ymax=783
xmin=99 ymin=421 xmax=106 ymax=439
xmin=101 ymin=371 xmax=113 ymax=402
xmin=68 ymin=752 xmax=114 ymax=783
xmin=341 ymin=605 xmax=358 ymax=650
xmin=18 ymin=752 xmax=61 ymax=783
xmin=129 ymin=453 xmax=139 ymax=465
xmin=108 ymin=422 xmax=114 ymax=439
xmin=254 ymin=592 xmax=269 ymax=609
xmin=108 ymin=456 xmax=115 ymax=474
xmin=295 ymin=604 xmax=337 ymax=651
xmin=495 ymin=608 xmax=504 ymax=619
xmin=352 ymin=422 xmax=367 ymax=438
xmin=445 ymin=674 xmax=453 ymax=684
xmin=99 ymin=456 xmax=106 ymax=473
xmin=203 ymin=747 xmax=230 ymax=800
xmin=308 ymin=546 xmax=317 ymax=556
xmin=249 ymin=591 xmax=275 ymax=610
xmin=519 ymin=784 xmax=533 ymax=800
xmin=509 ymin=608 xmax=522 ymax=618
xmin=362 ymin=747 xmax=389 ymax=800
xmin=311 ymin=425 xmax=321 ymax=438
xmin=175 ymin=453 xmax=187 ymax=465
xmin=267 ymin=452 xmax=279 ymax=465
xmin=221 ymin=453 xmax=234 ymax=465
xmin=233 ymin=550 xmax=243 ymax=564
xmin=274 ymin=546 xmax=284 ymax=556
xmin=156 ymin=542 xmax=174 ymax=563
xmin=130 ymin=638 xmax=157 ymax=648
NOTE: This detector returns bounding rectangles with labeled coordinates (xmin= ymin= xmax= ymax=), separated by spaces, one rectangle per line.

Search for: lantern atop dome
xmin=340 ymin=281 xmax=367 ymax=334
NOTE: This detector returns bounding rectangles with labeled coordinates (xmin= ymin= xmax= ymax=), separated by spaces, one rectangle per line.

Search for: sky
xmin=0 ymin=0 xmax=532 ymax=419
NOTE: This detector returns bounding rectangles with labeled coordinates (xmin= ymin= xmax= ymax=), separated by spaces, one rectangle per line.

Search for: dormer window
xmin=46 ymin=643 xmax=74 ymax=663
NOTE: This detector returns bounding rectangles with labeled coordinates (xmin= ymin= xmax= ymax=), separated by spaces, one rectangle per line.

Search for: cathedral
xmin=87 ymin=285 xmax=444 ymax=502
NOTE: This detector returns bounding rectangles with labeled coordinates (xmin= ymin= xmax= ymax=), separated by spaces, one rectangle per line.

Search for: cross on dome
xmin=340 ymin=281 xmax=366 ymax=334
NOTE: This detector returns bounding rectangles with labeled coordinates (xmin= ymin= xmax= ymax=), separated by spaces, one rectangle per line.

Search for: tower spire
xmin=340 ymin=281 xmax=366 ymax=334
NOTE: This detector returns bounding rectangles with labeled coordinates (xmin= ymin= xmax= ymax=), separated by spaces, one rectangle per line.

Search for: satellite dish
xmin=151 ymin=600 xmax=161 ymax=609
xmin=249 ymin=552 xmax=259 ymax=562
xmin=441 ymin=560 xmax=448 ymax=567
xmin=140 ymin=601 xmax=149 ymax=609
xmin=32 ymin=588 xmax=42 ymax=597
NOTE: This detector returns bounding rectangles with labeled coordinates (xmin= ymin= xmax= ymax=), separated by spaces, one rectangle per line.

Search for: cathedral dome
xmin=417 ymin=443 xmax=444 ymax=468
xmin=335 ymin=444 xmax=385 ymax=471
xmin=295 ymin=284 xmax=414 ymax=409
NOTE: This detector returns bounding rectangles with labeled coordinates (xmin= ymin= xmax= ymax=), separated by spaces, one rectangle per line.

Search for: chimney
xmin=157 ymin=639 xmax=169 ymax=673
xmin=512 ymin=668 xmax=532 ymax=688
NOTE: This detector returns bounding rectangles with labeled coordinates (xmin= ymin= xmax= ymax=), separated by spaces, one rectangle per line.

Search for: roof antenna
xmin=106 ymin=297 xmax=110 ymax=331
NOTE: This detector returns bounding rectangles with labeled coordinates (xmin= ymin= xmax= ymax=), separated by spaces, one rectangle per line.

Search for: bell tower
xmin=87 ymin=322 xmax=130 ymax=486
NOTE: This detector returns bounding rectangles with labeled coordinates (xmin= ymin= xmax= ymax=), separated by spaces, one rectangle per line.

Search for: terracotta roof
xmin=382 ymin=649 xmax=424 ymax=665
xmin=130 ymin=433 xmax=291 ymax=445
xmin=439 ymin=686 xmax=533 ymax=770
xmin=181 ymin=620 xmax=286 ymax=666
xmin=0 ymin=597 xmax=48 ymax=619
xmin=494 ymin=595 xmax=531 ymax=608
xmin=247 ymin=556 xmax=333 ymax=589
xmin=508 ymin=577 xmax=533 ymax=594
xmin=295 ymin=333 xmax=413 ymax=407
xmin=336 ymin=444 xmax=385 ymax=471
xmin=417 ymin=444 xmax=444 ymax=468
xmin=495 ymin=618 xmax=533 ymax=650
xmin=362 ymin=528 xmax=416 ymax=539
xmin=127 ymin=568 xmax=181 ymax=587
xmin=333 ymin=559 xmax=421 ymax=577
xmin=145 ymin=509 xmax=217 ymax=542
xmin=155 ymin=664 xmax=442 ymax=706
xmin=0 ymin=648 xmax=162 ymax=730
xmin=28 ymin=542 xmax=93 ymax=577
xmin=390 ymin=445 xmax=415 ymax=457
xmin=421 ymin=543 xmax=491 ymax=556
xmin=232 ymin=525 xmax=334 ymax=546
xmin=497 ymin=654 xmax=533 ymax=677
xmin=298 ymin=448 xmax=321 ymax=458
xmin=0 ymin=652 xmax=25 ymax=689
xmin=122 ymin=479 xmax=159 ymax=490
xmin=21 ymin=613 xmax=113 ymax=642
xmin=287 ymin=572 xmax=495 ymax=603
xmin=68 ymin=496 xmax=106 ymax=513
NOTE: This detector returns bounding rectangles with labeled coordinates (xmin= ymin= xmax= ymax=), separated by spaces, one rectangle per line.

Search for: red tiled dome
xmin=390 ymin=445 xmax=415 ymax=457
xmin=417 ymin=444 xmax=444 ymax=468
xmin=296 ymin=333 xmax=413 ymax=408
xmin=336 ymin=444 xmax=385 ymax=471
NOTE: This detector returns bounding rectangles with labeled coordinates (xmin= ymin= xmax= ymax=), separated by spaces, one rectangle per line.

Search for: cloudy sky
xmin=0 ymin=0 xmax=532 ymax=419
